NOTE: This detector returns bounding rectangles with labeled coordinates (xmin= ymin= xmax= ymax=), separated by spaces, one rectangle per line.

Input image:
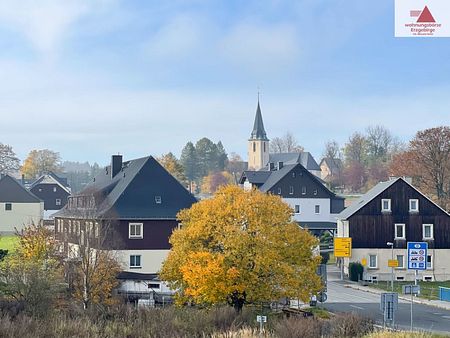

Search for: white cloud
xmin=0 ymin=0 xmax=112 ymax=56
xmin=219 ymin=20 xmax=301 ymax=73
xmin=144 ymin=13 xmax=208 ymax=59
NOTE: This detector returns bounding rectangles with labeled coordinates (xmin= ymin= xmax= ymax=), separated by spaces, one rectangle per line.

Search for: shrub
xmin=349 ymin=262 xmax=364 ymax=282
xmin=329 ymin=313 xmax=373 ymax=337
xmin=273 ymin=317 xmax=323 ymax=338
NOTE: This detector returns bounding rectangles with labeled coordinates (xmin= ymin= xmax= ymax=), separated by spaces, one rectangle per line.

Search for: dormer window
xmin=155 ymin=196 xmax=162 ymax=204
xmin=381 ymin=199 xmax=391 ymax=212
xmin=409 ymin=199 xmax=419 ymax=212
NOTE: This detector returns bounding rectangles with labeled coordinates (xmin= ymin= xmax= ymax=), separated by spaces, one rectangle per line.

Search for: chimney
xmin=111 ymin=155 xmax=123 ymax=178
xmin=269 ymin=162 xmax=275 ymax=171
xmin=277 ymin=161 xmax=283 ymax=170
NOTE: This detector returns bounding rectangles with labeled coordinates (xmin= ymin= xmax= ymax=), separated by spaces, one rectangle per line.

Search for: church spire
xmin=249 ymin=98 xmax=268 ymax=141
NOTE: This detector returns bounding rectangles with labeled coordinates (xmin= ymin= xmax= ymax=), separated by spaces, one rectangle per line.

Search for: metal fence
xmin=439 ymin=287 xmax=450 ymax=302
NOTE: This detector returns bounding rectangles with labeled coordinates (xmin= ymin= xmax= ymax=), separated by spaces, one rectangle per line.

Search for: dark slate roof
xmin=267 ymin=152 xmax=320 ymax=171
xmin=30 ymin=172 xmax=71 ymax=193
xmin=259 ymin=164 xmax=297 ymax=192
xmin=241 ymin=163 xmax=340 ymax=199
xmin=320 ymin=158 xmax=343 ymax=171
xmin=117 ymin=271 xmax=159 ymax=280
xmin=239 ymin=170 xmax=271 ymax=185
xmin=249 ymin=101 xmax=268 ymax=141
xmin=0 ymin=174 xmax=41 ymax=203
xmin=54 ymin=156 xmax=197 ymax=220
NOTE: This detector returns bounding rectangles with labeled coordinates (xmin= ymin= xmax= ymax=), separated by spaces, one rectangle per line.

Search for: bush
xmin=273 ymin=317 xmax=323 ymax=338
xmin=330 ymin=313 xmax=373 ymax=337
xmin=349 ymin=262 xmax=364 ymax=282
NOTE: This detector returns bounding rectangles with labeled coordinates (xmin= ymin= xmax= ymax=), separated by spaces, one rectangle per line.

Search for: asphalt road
xmin=322 ymin=266 xmax=450 ymax=335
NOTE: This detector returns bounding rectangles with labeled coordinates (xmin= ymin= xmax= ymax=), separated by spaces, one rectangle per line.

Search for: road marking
xmin=350 ymin=305 xmax=364 ymax=310
xmin=442 ymin=316 xmax=450 ymax=320
xmin=433 ymin=312 xmax=442 ymax=315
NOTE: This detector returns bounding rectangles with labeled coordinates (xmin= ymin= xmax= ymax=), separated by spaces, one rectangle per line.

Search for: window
xmin=130 ymin=255 xmax=141 ymax=269
xmin=292 ymin=172 xmax=296 ymax=178
xmin=313 ymin=189 xmax=318 ymax=196
xmin=289 ymin=186 xmax=294 ymax=195
xmin=396 ymin=255 xmax=404 ymax=269
xmin=426 ymin=255 xmax=433 ymax=269
xmin=5 ymin=203 xmax=12 ymax=211
xmin=129 ymin=223 xmax=143 ymax=239
xmin=409 ymin=199 xmax=419 ymax=212
xmin=94 ymin=222 xmax=99 ymax=238
xmin=381 ymin=199 xmax=391 ymax=212
xmin=294 ymin=205 xmax=300 ymax=214
xmin=423 ymin=224 xmax=433 ymax=239
xmin=277 ymin=187 xmax=281 ymax=195
xmin=315 ymin=205 xmax=320 ymax=214
xmin=56 ymin=199 xmax=61 ymax=206
xmin=394 ymin=224 xmax=405 ymax=240
xmin=369 ymin=254 xmax=377 ymax=269
xmin=253 ymin=142 xmax=256 ymax=152
xmin=155 ymin=196 xmax=162 ymax=204
xmin=301 ymin=186 xmax=306 ymax=195
xmin=148 ymin=283 xmax=160 ymax=289
xmin=263 ymin=143 xmax=266 ymax=152
xmin=53 ymin=187 xmax=57 ymax=192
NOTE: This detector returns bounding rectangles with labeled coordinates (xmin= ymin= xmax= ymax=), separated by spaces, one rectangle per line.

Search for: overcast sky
xmin=0 ymin=0 xmax=449 ymax=165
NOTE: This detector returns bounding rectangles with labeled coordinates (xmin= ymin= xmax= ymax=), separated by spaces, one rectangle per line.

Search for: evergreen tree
xmin=180 ymin=142 xmax=198 ymax=182
xmin=195 ymin=138 xmax=218 ymax=177
xmin=215 ymin=141 xmax=228 ymax=171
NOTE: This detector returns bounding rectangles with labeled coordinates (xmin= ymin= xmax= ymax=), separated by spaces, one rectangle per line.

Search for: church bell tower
xmin=248 ymin=99 xmax=269 ymax=170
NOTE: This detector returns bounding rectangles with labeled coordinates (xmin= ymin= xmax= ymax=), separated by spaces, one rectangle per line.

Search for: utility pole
xmin=387 ymin=242 xmax=394 ymax=291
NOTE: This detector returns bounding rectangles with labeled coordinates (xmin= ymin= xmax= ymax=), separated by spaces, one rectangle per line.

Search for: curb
xmin=344 ymin=283 xmax=450 ymax=311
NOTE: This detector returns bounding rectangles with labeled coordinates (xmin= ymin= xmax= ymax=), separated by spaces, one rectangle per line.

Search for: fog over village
xmin=0 ymin=1 xmax=449 ymax=337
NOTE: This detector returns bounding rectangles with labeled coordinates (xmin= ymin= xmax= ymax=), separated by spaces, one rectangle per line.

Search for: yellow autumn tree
xmin=160 ymin=185 xmax=322 ymax=311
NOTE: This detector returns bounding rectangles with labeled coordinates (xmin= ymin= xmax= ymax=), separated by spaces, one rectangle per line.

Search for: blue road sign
xmin=407 ymin=242 xmax=427 ymax=270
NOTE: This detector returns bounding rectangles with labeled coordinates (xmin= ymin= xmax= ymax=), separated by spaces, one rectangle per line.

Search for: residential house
xmin=336 ymin=177 xmax=450 ymax=281
xmin=320 ymin=158 xmax=343 ymax=184
xmin=240 ymin=162 xmax=345 ymax=235
xmin=0 ymin=174 xmax=43 ymax=234
xmin=54 ymin=155 xmax=197 ymax=302
xmin=29 ymin=172 xmax=71 ymax=220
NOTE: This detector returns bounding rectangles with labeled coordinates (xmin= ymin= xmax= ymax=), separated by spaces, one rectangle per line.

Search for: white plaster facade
xmin=343 ymin=248 xmax=450 ymax=282
xmin=0 ymin=201 xmax=43 ymax=233
xmin=118 ymin=249 xmax=170 ymax=274
xmin=284 ymin=197 xmax=338 ymax=223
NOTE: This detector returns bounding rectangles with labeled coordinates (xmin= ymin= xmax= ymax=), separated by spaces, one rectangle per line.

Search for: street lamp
xmin=387 ymin=242 xmax=394 ymax=291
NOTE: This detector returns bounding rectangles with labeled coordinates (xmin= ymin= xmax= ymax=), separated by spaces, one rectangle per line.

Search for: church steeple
xmin=248 ymin=98 xmax=270 ymax=170
xmin=249 ymin=100 xmax=268 ymax=141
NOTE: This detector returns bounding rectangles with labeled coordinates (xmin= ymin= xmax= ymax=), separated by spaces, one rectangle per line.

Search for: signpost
xmin=403 ymin=285 xmax=421 ymax=331
xmin=256 ymin=315 xmax=267 ymax=333
xmin=334 ymin=237 xmax=352 ymax=280
xmin=380 ymin=293 xmax=398 ymax=327
xmin=406 ymin=242 xmax=427 ymax=332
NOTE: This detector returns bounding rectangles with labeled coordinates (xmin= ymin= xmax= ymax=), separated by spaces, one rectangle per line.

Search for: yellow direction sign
xmin=334 ymin=237 xmax=352 ymax=257
xmin=361 ymin=258 xmax=367 ymax=266
xmin=388 ymin=259 xmax=399 ymax=267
